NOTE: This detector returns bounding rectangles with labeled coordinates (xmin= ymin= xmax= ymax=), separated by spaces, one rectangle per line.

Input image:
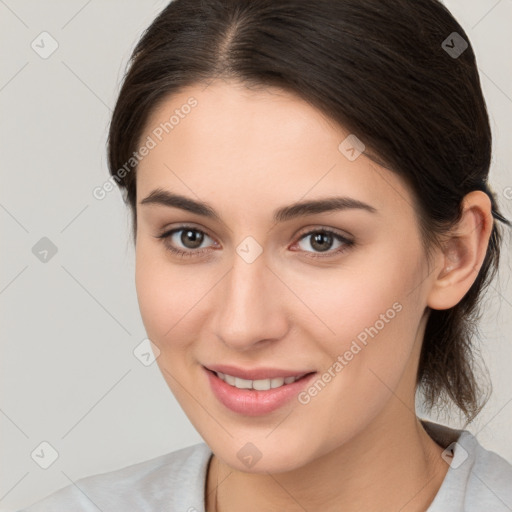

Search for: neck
xmin=205 ymin=413 xmax=449 ymax=512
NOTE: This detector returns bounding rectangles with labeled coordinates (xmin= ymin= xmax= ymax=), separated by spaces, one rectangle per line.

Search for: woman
xmin=19 ymin=0 xmax=512 ymax=510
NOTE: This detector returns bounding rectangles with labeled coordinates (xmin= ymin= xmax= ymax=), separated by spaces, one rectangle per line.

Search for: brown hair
xmin=107 ymin=0 xmax=510 ymax=424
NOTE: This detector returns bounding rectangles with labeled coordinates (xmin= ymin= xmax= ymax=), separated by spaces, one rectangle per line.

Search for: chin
xmin=203 ymin=428 xmax=322 ymax=474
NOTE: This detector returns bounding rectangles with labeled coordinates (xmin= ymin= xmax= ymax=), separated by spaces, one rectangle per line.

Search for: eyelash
xmin=155 ymin=225 xmax=355 ymax=260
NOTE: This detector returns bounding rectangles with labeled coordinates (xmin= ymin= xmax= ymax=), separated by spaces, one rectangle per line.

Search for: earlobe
xmin=426 ymin=191 xmax=493 ymax=311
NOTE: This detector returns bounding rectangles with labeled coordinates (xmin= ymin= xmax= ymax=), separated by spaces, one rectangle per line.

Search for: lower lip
xmin=204 ymin=367 xmax=316 ymax=416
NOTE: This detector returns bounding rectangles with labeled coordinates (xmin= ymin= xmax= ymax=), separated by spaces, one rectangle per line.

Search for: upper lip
xmin=205 ymin=364 xmax=315 ymax=381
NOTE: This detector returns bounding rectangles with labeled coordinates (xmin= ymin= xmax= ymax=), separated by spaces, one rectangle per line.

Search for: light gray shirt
xmin=17 ymin=420 xmax=512 ymax=511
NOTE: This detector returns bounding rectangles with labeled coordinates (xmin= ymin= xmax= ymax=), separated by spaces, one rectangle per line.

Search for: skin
xmin=134 ymin=78 xmax=493 ymax=512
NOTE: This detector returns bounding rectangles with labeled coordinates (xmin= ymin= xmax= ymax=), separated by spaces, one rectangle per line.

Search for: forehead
xmin=141 ymin=79 xmax=342 ymax=160
xmin=136 ymin=79 xmax=412 ymax=218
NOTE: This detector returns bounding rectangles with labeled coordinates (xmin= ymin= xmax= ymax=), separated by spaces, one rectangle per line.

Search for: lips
xmin=205 ymin=363 xmax=314 ymax=381
xmin=203 ymin=365 xmax=317 ymax=416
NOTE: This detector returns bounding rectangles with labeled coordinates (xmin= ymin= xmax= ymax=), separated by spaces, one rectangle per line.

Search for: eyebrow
xmin=139 ymin=188 xmax=377 ymax=223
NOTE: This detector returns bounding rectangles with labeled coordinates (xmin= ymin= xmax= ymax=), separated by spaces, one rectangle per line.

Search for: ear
xmin=427 ymin=190 xmax=493 ymax=310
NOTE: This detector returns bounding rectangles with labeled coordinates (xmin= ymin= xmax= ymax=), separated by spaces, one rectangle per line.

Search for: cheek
xmin=288 ymin=245 xmax=424 ymax=382
xmin=134 ymin=239 xmax=219 ymax=351
xmin=292 ymin=269 xmax=419 ymax=445
xmin=135 ymin=240 xmax=190 ymax=342
xmin=285 ymin=258 xmax=411 ymax=342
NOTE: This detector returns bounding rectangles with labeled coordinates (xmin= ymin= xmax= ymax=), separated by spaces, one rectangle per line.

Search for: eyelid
xmin=294 ymin=224 xmax=353 ymax=241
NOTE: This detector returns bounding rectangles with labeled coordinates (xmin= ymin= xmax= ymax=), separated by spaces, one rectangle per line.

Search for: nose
xmin=212 ymin=249 xmax=290 ymax=351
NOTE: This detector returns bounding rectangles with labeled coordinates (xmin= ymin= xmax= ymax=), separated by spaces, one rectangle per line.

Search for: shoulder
xmin=465 ymin=433 xmax=512 ymax=510
xmin=427 ymin=425 xmax=512 ymax=512
xmin=17 ymin=442 xmax=212 ymax=512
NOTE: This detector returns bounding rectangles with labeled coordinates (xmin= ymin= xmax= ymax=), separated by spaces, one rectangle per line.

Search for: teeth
xmin=224 ymin=373 xmax=236 ymax=386
xmin=216 ymin=372 xmax=306 ymax=390
xmin=234 ymin=377 xmax=252 ymax=389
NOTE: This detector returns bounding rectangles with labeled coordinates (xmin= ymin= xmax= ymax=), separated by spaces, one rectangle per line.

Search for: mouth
xmin=211 ymin=369 xmax=311 ymax=391
xmin=203 ymin=365 xmax=317 ymax=416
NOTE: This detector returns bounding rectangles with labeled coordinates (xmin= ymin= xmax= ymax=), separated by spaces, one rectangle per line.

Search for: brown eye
xmin=179 ymin=228 xmax=205 ymax=249
xmin=294 ymin=228 xmax=354 ymax=259
xmin=308 ymin=232 xmax=335 ymax=252
xmin=156 ymin=226 xmax=216 ymax=258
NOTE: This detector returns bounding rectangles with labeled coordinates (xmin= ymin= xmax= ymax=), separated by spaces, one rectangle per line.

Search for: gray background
xmin=1 ymin=1 xmax=511 ymax=510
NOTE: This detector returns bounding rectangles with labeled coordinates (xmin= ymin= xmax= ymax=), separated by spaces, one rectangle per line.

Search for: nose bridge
xmin=213 ymin=247 xmax=288 ymax=350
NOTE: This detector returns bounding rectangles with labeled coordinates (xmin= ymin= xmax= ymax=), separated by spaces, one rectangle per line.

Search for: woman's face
xmin=134 ymin=79 xmax=439 ymax=473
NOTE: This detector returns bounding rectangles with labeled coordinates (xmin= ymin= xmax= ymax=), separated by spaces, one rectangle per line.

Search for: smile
xmin=215 ymin=371 xmax=309 ymax=391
